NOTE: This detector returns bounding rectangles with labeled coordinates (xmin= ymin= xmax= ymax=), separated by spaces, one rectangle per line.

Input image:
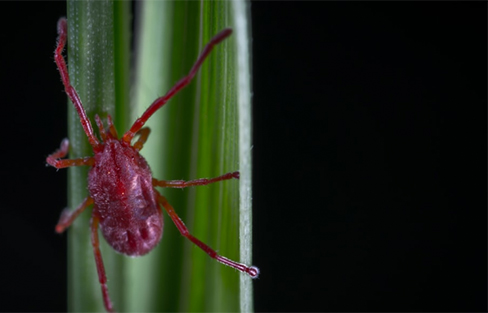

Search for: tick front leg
xmin=153 ymin=171 xmax=239 ymax=188
xmin=106 ymin=115 xmax=119 ymax=139
xmin=156 ymin=191 xmax=259 ymax=278
xmin=91 ymin=214 xmax=115 ymax=313
xmin=55 ymin=18 xmax=101 ymax=150
xmin=47 ymin=138 xmax=94 ymax=168
xmin=94 ymin=114 xmax=118 ymax=141
xmin=55 ymin=196 xmax=94 ymax=233
xmin=132 ymin=127 xmax=151 ymax=151
xmin=122 ymin=28 xmax=233 ymax=143
xmin=94 ymin=115 xmax=108 ymax=142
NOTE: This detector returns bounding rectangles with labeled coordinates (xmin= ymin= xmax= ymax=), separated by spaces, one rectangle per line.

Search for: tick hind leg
xmin=155 ymin=191 xmax=259 ymax=278
xmin=91 ymin=213 xmax=114 ymax=312
xmin=152 ymin=171 xmax=239 ymax=188
xmin=47 ymin=138 xmax=94 ymax=168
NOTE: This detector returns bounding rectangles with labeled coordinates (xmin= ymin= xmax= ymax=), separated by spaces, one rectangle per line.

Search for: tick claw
xmin=249 ymin=266 xmax=260 ymax=278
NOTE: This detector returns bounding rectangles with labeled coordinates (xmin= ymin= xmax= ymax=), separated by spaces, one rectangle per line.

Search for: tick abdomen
xmin=88 ymin=140 xmax=163 ymax=256
xmin=100 ymin=211 xmax=163 ymax=256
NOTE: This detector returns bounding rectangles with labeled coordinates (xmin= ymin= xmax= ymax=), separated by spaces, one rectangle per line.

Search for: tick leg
xmin=55 ymin=196 xmax=94 ymax=233
xmin=91 ymin=213 xmax=115 ymax=313
xmin=47 ymin=138 xmax=95 ymax=168
xmin=48 ymin=138 xmax=69 ymax=159
xmin=132 ymin=127 xmax=151 ymax=151
xmin=95 ymin=114 xmax=118 ymax=141
xmin=122 ymin=28 xmax=233 ymax=143
xmin=153 ymin=171 xmax=239 ymax=188
xmin=55 ymin=18 xmax=101 ymax=151
xmin=106 ymin=115 xmax=119 ymax=139
xmin=156 ymin=191 xmax=259 ymax=278
xmin=94 ymin=115 xmax=107 ymax=142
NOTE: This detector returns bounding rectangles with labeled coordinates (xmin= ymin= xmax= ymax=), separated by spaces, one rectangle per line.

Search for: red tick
xmin=47 ymin=17 xmax=259 ymax=313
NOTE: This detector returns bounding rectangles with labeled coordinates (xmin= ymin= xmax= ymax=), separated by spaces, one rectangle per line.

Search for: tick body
xmin=48 ymin=18 xmax=258 ymax=313
xmin=90 ymin=139 xmax=162 ymax=256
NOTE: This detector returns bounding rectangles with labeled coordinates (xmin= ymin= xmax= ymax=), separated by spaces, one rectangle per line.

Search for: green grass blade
xmin=114 ymin=0 xmax=132 ymax=134
xmin=66 ymin=0 xmax=131 ymax=311
xmin=65 ymin=0 xmax=252 ymax=311
xmin=232 ymin=2 xmax=255 ymax=312
xmin=130 ymin=1 xmax=254 ymax=312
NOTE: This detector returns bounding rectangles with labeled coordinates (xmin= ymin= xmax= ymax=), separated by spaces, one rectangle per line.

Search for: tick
xmin=47 ymin=17 xmax=259 ymax=313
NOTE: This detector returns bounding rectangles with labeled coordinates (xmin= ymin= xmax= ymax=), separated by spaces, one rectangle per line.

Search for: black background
xmin=0 ymin=2 xmax=486 ymax=312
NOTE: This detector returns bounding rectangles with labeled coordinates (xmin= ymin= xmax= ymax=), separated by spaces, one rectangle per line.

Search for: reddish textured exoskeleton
xmin=47 ymin=17 xmax=259 ymax=313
